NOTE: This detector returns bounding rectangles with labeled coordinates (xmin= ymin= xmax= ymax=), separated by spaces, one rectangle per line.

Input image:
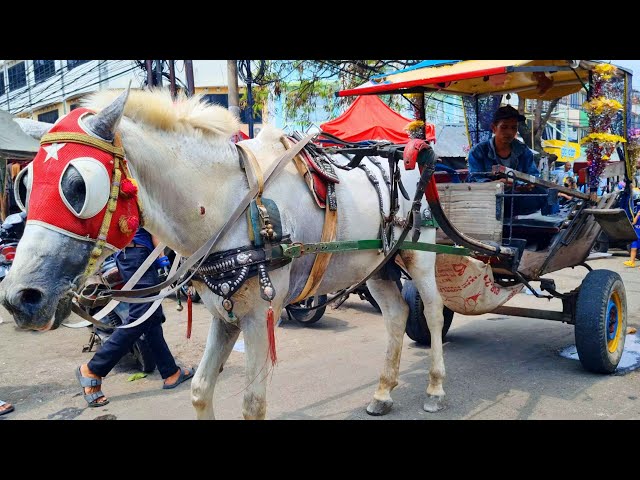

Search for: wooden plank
xmin=435 ymin=182 xmax=503 ymax=243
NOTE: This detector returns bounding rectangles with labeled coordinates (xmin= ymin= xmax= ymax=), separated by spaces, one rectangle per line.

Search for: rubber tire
xmin=181 ymin=283 xmax=201 ymax=303
xmin=575 ymin=269 xmax=627 ymax=374
xmin=402 ymin=280 xmax=454 ymax=345
xmin=132 ymin=336 xmax=156 ymax=373
xmin=286 ymin=295 xmax=328 ymax=325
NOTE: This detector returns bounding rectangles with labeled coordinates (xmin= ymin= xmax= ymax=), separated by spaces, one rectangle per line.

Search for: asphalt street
xmin=1 ymin=250 xmax=639 ymax=421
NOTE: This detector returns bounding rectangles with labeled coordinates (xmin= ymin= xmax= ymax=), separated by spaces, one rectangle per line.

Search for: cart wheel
xmin=402 ymin=280 xmax=453 ymax=345
xmin=575 ymin=269 xmax=627 ymax=374
xmin=286 ymin=295 xmax=328 ymax=325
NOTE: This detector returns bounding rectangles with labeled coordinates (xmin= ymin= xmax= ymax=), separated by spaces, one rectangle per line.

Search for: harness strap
xmin=237 ymin=143 xmax=264 ymax=201
xmin=41 ymin=132 xmax=126 ymax=158
xmin=281 ymin=239 xmax=471 ymax=257
xmin=280 ymin=136 xmax=339 ymax=304
xmin=100 ymin=133 xmax=316 ymax=303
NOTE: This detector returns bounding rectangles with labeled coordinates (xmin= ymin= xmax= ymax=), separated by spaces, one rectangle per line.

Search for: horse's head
xmin=0 ymin=89 xmax=141 ymax=331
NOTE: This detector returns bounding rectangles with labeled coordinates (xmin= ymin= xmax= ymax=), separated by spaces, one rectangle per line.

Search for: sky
xmin=610 ymin=60 xmax=640 ymax=89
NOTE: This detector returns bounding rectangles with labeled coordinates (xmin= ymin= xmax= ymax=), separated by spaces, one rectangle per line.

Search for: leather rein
xmin=70 ymin=133 xmax=315 ymax=326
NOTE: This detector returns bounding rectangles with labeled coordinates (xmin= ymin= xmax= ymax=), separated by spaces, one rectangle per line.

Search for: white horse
xmin=0 ymin=88 xmax=447 ymax=419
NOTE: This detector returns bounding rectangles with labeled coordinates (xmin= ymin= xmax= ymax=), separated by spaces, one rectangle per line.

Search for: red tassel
xmin=119 ymin=215 xmax=139 ymax=235
xmin=266 ymin=304 xmax=277 ymax=365
xmin=120 ymin=178 xmax=138 ymax=197
xmin=186 ymin=292 xmax=193 ymax=339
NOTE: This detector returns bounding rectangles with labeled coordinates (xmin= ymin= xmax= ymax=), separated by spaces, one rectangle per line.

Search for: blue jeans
xmin=88 ymin=246 xmax=179 ymax=379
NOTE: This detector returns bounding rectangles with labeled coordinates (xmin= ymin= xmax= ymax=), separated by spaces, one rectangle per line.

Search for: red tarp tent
xmin=320 ymin=95 xmax=435 ymax=144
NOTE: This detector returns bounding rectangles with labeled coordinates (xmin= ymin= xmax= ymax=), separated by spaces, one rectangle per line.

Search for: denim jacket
xmin=467 ymin=137 xmax=539 ymax=182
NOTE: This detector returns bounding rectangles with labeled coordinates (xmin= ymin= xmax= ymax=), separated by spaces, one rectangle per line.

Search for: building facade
xmin=0 ymin=60 xmax=261 ymax=134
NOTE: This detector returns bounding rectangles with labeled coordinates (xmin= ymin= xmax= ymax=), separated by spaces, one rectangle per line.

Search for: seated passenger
xmin=467 ymin=105 xmax=548 ymax=216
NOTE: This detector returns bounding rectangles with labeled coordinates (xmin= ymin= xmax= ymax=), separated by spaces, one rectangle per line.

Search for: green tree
xmin=249 ymin=60 xmax=421 ymax=129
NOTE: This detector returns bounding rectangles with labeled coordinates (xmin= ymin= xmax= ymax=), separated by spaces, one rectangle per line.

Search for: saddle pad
xmin=289 ymin=138 xmax=338 ymax=209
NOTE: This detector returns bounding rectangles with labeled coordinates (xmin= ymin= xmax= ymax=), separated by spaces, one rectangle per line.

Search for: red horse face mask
xmin=15 ymin=107 xmax=140 ymax=251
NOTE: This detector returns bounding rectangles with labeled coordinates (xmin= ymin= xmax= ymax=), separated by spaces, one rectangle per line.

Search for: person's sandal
xmin=162 ymin=366 xmax=195 ymax=390
xmin=0 ymin=400 xmax=14 ymax=416
xmin=75 ymin=367 xmax=110 ymax=407
xmin=623 ymin=260 xmax=636 ymax=267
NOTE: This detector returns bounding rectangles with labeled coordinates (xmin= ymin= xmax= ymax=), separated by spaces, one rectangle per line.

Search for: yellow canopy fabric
xmin=338 ymin=60 xmax=603 ymax=100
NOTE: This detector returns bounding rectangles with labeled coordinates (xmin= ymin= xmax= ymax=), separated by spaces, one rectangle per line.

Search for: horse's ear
xmin=84 ymin=85 xmax=130 ymax=141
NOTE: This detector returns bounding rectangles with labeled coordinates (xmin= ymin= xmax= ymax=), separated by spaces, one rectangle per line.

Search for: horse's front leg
xmin=191 ymin=315 xmax=240 ymax=420
xmin=365 ymin=277 xmax=409 ymax=416
xmin=400 ymin=250 xmax=447 ymax=413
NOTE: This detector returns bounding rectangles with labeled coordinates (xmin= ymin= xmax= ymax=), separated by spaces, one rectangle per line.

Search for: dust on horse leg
xmin=364 ymin=278 xmax=409 ymax=416
xmin=191 ymin=317 xmax=240 ymax=420
xmin=400 ymin=250 xmax=446 ymax=413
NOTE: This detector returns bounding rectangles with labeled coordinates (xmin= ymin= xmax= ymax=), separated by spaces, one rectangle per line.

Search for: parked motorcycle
xmin=0 ymin=211 xmax=26 ymax=281
xmin=80 ymin=254 xmax=157 ymax=373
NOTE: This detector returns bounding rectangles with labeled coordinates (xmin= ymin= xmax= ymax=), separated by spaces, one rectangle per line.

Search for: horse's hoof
xmin=423 ymin=394 xmax=445 ymax=413
xmin=366 ymin=398 xmax=393 ymax=416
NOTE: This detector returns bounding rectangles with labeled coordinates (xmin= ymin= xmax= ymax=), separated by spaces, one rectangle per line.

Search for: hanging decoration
xmin=627 ymin=128 xmax=640 ymax=181
xmin=404 ymin=93 xmax=426 ymax=139
xmin=580 ymin=63 xmax=626 ymax=200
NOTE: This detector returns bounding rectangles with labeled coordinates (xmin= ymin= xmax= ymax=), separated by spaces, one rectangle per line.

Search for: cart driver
xmin=467 ymin=105 xmax=549 ymax=216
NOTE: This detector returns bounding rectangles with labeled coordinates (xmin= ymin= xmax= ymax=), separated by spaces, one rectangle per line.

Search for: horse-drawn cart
xmin=337 ymin=60 xmax=637 ymax=374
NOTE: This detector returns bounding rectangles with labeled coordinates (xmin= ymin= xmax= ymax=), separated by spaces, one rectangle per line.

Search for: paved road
xmin=1 ymin=251 xmax=639 ymax=420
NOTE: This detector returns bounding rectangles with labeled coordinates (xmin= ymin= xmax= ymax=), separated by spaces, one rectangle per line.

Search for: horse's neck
xmin=119 ymin=123 xmax=249 ymax=255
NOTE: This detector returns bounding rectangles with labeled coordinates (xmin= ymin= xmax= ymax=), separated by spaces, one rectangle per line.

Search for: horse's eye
xmin=59 ymin=158 xmax=111 ymax=219
xmin=14 ymin=163 xmax=33 ymax=212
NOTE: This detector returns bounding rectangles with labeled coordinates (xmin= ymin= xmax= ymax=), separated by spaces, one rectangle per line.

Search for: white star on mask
xmin=43 ymin=143 xmax=66 ymax=162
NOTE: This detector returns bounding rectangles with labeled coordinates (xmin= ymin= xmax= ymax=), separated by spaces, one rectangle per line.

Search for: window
xmin=8 ymin=62 xmax=26 ymax=91
xmin=70 ymin=103 xmax=80 ymax=111
xmin=33 ymin=60 xmax=55 ymax=84
xmin=203 ymin=94 xmax=228 ymax=108
xmin=0 ymin=74 xmax=4 ymax=96
xmin=67 ymin=60 xmax=89 ymax=70
xmin=38 ymin=110 xmax=59 ymax=124
xmin=203 ymin=93 xmax=262 ymax=124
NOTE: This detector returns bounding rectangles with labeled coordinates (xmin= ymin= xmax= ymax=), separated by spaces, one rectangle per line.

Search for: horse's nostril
xmin=20 ymin=288 xmax=43 ymax=305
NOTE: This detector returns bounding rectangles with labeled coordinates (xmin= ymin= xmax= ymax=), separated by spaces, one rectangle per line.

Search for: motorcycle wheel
xmin=132 ymin=336 xmax=156 ymax=373
xmin=286 ymin=295 xmax=328 ymax=325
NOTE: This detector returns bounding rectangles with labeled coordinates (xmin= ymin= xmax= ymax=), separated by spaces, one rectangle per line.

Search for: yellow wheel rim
xmin=606 ymin=291 xmax=623 ymax=353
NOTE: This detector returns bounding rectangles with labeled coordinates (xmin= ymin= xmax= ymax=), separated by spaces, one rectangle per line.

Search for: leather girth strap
xmin=281 ymin=136 xmax=338 ymax=304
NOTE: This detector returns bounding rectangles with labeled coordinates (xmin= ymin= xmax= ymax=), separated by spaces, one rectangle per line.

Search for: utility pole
xmin=227 ymin=60 xmax=240 ymax=119
xmin=185 ymin=60 xmax=195 ymax=97
xmin=145 ymin=60 xmax=154 ymax=89
xmin=60 ymin=60 xmax=67 ymax=114
xmin=169 ymin=60 xmax=176 ymax=98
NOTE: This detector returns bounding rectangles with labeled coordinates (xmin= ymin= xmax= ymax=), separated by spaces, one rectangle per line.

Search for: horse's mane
xmin=81 ymin=89 xmax=241 ymax=139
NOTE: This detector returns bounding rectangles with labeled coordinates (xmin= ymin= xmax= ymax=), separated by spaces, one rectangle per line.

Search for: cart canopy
xmin=337 ymin=60 xmax=625 ymax=101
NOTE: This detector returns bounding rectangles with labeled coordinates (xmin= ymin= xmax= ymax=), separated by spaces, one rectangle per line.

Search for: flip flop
xmin=75 ymin=367 xmax=110 ymax=407
xmin=162 ymin=366 xmax=195 ymax=390
xmin=0 ymin=400 xmax=14 ymax=416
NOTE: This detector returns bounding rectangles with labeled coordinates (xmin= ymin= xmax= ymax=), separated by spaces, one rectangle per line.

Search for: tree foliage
xmin=246 ymin=60 xmax=421 ymax=129
xmin=243 ymin=60 xmax=559 ymax=143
